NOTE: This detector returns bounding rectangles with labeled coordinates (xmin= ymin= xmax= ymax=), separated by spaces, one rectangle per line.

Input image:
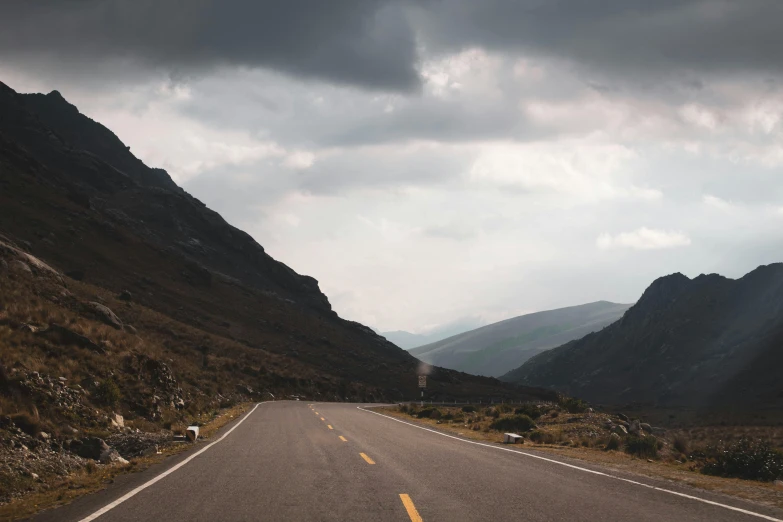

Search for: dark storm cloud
xmin=413 ymin=0 xmax=783 ymax=77
xmin=0 ymin=0 xmax=420 ymax=91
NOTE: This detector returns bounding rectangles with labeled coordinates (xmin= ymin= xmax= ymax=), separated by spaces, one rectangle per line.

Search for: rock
xmin=9 ymin=259 xmax=32 ymax=275
xmin=125 ymin=324 xmax=138 ymax=335
xmin=30 ymin=473 xmax=40 ymax=480
xmin=618 ymin=420 xmax=630 ymax=429
xmin=99 ymin=448 xmax=129 ymax=465
xmin=38 ymin=431 xmax=50 ymax=441
xmin=38 ymin=324 xmax=105 ymax=353
xmin=586 ymin=408 xmax=594 ymax=413
xmin=118 ymin=290 xmax=132 ymax=301
xmin=110 ymin=413 xmax=124 ymax=429
xmin=613 ymin=425 xmax=628 ymax=436
xmin=652 ymin=427 xmax=666 ymax=436
xmin=629 ymin=419 xmax=642 ymax=435
xmin=618 ymin=413 xmax=628 ymax=421
xmin=610 ymin=432 xmax=621 ymax=442
xmin=87 ymin=302 xmax=123 ymax=329
xmin=640 ymin=423 xmax=652 ymax=433
xmin=18 ymin=323 xmax=39 ymax=333
xmin=71 ymin=437 xmax=110 ymax=460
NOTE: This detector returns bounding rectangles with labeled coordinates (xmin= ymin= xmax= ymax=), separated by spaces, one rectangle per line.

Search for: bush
xmin=625 ymin=435 xmax=659 ymax=459
xmin=558 ymin=395 xmax=589 ymax=414
xmin=398 ymin=404 xmax=409 ymax=414
xmin=486 ymin=407 xmax=500 ymax=418
xmin=514 ymin=403 xmax=542 ymax=420
xmin=94 ymin=379 xmax=121 ymax=407
xmin=529 ymin=429 xmax=562 ymax=444
xmin=701 ymin=439 xmax=783 ymax=482
xmin=489 ymin=414 xmax=536 ymax=433
xmin=673 ymin=434 xmax=689 ymax=455
xmin=417 ymin=407 xmax=442 ymax=419
xmin=10 ymin=413 xmax=42 ymax=437
xmin=461 ymin=405 xmax=476 ymax=413
xmin=605 ymin=434 xmax=621 ymax=451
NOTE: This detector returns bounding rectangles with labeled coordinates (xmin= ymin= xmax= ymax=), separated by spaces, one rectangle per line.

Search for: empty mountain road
xmin=32 ymin=401 xmax=783 ymax=522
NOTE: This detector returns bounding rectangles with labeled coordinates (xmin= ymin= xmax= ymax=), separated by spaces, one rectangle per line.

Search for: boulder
xmin=118 ymin=290 xmax=132 ymax=301
xmin=640 ymin=422 xmax=653 ymax=434
xmin=71 ymin=437 xmax=110 ymax=460
xmin=38 ymin=324 xmax=105 ymax=353
xmin=613 ymin=425 xmax=628 ymax=436
xmin=110 ymin=413 xmax=124 ymax=429
xmin=629 ymin=419 xmax=642 ymax=435
xmin=618 ymin=413 xmax=629 ymax=421
xmin=87 ymin=302 xmax=123 ymax=329
xmin=99 ymin=447 xmax=129 ymax=465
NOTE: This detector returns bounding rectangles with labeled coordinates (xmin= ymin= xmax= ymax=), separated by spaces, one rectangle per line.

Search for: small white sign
xmin=418 ymin=375 xmax=427 ymax=388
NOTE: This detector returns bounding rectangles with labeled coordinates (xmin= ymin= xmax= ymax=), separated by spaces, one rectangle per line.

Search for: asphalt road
xmin=32 ymin=401 xmax=783 ymax=522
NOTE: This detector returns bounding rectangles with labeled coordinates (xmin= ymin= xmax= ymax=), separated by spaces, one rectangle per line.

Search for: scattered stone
xmin=71 ymin=437 xmax=110 ymax=461
xmin=99 ymin=448 xmax=129 ymax=465
xmin=640 ymin=422 xmax=652 ymax=434
xmin=618 ymin=413 xmax=628 ymax=421
xmin=118 ymin=290 xmax=132 ymax=301
xmin=18 ymin=324 xmax=39 ymax=334
xmin=37 ymin=432 xmax=50 ymax=441
xmin=629 ymin=419 xmax=642 ymax=435
xmin=610 ymin=432 xmax=621 ymax=442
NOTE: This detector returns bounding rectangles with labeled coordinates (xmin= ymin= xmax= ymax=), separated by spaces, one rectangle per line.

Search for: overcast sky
xmin=2 ymin=0 xmax=783 ymax=334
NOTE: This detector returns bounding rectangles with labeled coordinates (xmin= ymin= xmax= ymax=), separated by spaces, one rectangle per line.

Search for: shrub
xmin=486 ymin=407 xmax=500 ymax=418
xmin=701 ymin=439 xmax=783 ymax=482
xmin=417 ymin=407 xmax=441 ymax=419
xmin=605 ymin=434 xmax=621 ymax=451
xmin=625 ymin=435 xmax=659 ymax=459
xmin=558 ymin=395 xmax=589 ymax=414
xmin=10 ymin=413 xmax=42 ymax=437
xmin=673 ymin=434 xmax=689 ymax=455
xmin=529 ymin=430 xmax=563 ymax=444
xmin=489 ymin=414 xmax=536 ymax=433
xmin=514 ymin=403 xmax=542 ymax=420
xmin=461 ymin=405 xmax=476 ymax=413
xmin=398 ymin=404 xmax=409 ymax=414
xmin=94 ymin=379 xmax=121 ymax=407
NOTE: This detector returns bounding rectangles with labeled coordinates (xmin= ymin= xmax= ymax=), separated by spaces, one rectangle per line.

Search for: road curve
xmin=31 ymin=401 xmax=783 ymax=522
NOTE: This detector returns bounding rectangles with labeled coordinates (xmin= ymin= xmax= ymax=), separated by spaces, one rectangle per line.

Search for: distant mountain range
xmin=380 ymin=319 xmax=484 ymax=350
xmin=409 ymin=301 xmax=632 ymax=377
xmin=502 ymin=265 xmax=783 ymax=417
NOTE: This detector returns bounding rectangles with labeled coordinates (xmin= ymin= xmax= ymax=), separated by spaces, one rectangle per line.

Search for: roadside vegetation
xmin=389 ymin=401 xmax=783 ymax=486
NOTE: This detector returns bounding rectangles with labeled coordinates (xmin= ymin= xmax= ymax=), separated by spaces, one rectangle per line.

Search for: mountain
xmin=0 ymin=81 xmax=550 ymax=405
xmin=381 ymin=319 xmax=483 ymax=350
xmin=409 ymin=301 xmax=632 ymax=377
xmin=502 ymin=267 xmax=783 ymax=418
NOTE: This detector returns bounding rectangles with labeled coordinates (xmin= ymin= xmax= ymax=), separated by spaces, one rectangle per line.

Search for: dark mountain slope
xmin=503 ymin=266 xmax=783 ymax=415
xmin=411 ymin=301 xmax=631 ymax=377
xmin=0 ymin=81 xmax=543 ymax=402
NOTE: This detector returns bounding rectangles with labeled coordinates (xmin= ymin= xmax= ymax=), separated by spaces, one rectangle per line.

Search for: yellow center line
xmin=321 ymin=417 xmax=325 ymax=421
xmin=339 ymin=436 xmax=347 ymax=442
xmin=359 ymin=452 xmax=375 ymax=465
xmin=399 ymin=494 xmax=423 ymax=522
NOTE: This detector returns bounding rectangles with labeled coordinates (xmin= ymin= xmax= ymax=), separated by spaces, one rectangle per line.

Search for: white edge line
xmin=78 ymin=402 xmax=263 ymax=522
xmin=358 ymin=406 xmax=783 ymax=522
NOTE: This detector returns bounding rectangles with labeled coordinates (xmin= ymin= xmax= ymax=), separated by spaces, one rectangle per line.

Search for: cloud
xmin=596 ymin=228 xmax=692 ymax=250
xmin=0 ymin=0 xmax=420 ymax=91
xmin=413 ymin=1 xmax=783 ymax=80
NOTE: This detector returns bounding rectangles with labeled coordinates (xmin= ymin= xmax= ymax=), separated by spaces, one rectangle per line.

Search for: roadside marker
xmin=359 ymin=452 xmax=375 ymax=465
xmin=400 ymin=494 xmax=423 ymax=522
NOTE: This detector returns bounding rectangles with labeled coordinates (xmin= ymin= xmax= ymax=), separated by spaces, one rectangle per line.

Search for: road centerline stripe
xmin=321 ymin=417 xmax=325 ymax=421
xmin=358 ymin=407 xmax=783 ymax=522
xmin=359 ymin=452 xmax=375 ymax=465
xmin=339 ymin=436 xmax=347 ymax=442
xmin=78 ymin=403 xmax=264 ymax=522
xmin=400 ymin=494 xmax=423 ymax=522
xmin=327 ymin=425 xmax=333 ymax=430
